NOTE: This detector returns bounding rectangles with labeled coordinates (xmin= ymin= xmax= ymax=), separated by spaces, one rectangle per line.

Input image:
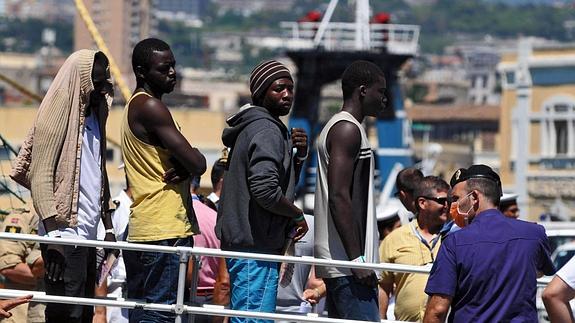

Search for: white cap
xmin=376 ymin=200 xmax=401 ymax=222
xmin=500 ymin=193 xmax=518 ymax=204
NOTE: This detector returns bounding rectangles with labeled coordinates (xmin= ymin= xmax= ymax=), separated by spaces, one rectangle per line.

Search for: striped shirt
xmin=314 ymin=111 xmax=379 ymax=278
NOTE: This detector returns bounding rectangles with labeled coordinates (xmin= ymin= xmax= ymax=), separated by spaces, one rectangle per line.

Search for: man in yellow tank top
xmin=121 ymin=38 xmax=206 ymax=322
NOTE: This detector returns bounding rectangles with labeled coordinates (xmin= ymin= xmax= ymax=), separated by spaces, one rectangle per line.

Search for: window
xmin=540 ymin=101 xmax=575 ymax=157
xmin=555 ymin=120 xmax=568 ymax=155
xmin=505 ymin=72 xmax=515 ymax=86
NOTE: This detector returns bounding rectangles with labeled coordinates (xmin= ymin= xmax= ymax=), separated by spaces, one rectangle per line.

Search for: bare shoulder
xmin=129 ymin=94 xmax=173 ymax=126
xmin=327 ymin=120 xmax=361 ymax=155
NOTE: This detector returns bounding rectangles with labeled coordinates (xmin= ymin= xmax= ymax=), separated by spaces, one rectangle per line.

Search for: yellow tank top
xmin=121 ymin=92 xmax=193 ymax=241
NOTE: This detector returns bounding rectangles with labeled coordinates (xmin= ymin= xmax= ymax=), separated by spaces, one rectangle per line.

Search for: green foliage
xmin=396 ymin=0 xmax=575 ymax=53
xmin=0 ymin=17 xmax=73 ymax=53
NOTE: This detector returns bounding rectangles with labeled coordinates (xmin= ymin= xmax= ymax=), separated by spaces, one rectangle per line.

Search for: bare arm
xmin=93 ymin=281 xmax=108 ymax=323
xmin=326 ymin=122 xmax=362 ymax=259
xmin=0 ymin=263 xmax=36 ymax=286
xmin=423 ymin=294 xmax=452 ymax=323
xmin=303 ymin=266 xmax=325 ymax=304
xmin=212 ymin=257 xmax=230 ymax=323
xmin=326 ymin=121 xmax=376 ymax=286
xmin=543 ymin=275 xmax=575 ymax=323
xmin=138 ymin=97 xmax=206 ymax=176
xmin=379 ymin=280 xmax=394 ymax=319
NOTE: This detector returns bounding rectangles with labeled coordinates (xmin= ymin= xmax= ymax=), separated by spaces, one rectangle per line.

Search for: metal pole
xmin=187 ymin=256 xmax=201 ymax=323
xmin=175 ymin=247 xmax=191 ymax=323
xmin=514 ymin=38 xmax=532 ymax=219
xmin=313 ymin=0 xmax=339 ymax=46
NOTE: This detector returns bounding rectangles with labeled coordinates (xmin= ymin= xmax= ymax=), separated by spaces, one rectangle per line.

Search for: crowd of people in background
xmin=0 ymin=37 xmax=574 ymax=323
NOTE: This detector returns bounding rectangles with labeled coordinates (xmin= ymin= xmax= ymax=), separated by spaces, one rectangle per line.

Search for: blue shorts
xmin=226 ymin=257 xmax=279 ymax=323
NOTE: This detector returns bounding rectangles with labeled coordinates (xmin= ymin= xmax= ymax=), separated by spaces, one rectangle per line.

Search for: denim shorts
xmin=226 ymin=257 xmax=279 ymax=323
xmin=324 ymin=275 xmax=379 ymax=322
xmin=136 ymin=237 xmax=192 ymax=323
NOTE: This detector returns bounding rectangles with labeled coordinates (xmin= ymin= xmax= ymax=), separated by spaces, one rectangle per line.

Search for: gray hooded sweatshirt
xmin=216 ymin=104 xmax=297 ymax=254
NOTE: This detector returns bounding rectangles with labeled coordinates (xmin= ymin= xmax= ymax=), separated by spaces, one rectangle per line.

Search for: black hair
xmin=341 ymin=60 xmax=385 ymax=100
xmin=377 ymin=215 xmax=400 ymax=241
xmin=132 ymin=38 xmax=171 ymax=74
xmin=396 ymin=167 xmax=424 ymax=194
xmin=466 ymin=178 xmax=501 ymax=206
xmin=211 ymin=159 xmax=226 ymax=189
xmin=414 ymin=176 xmax=450 ymax=205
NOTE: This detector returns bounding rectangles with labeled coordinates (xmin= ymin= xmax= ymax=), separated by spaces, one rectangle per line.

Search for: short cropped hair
xmin=396 ymin=167 xmax=424 ymax=194
xmin=466 ymin=178 xmax=501 ymax=205
xmin=211 ymin=159 xmax=226 ymax=189
xmin=414 ymin=176 xmax=450 ymax=200
xmin=132 ymin=38 xmax=171 ymax=73
xmin=341 ymin=60 xmax=385 ymax=100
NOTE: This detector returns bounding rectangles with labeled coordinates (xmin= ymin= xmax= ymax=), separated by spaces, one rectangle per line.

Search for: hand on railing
xmin=0 ymin=295 xmax=32 ymax=318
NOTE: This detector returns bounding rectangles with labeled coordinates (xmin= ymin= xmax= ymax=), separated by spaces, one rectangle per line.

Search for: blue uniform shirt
xmin=425 ymin=209 xmax=555 ymax=323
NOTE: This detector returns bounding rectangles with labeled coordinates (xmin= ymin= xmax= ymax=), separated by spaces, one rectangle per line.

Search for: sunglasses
xmin=419 ymin=196 xmax=449 ymax=205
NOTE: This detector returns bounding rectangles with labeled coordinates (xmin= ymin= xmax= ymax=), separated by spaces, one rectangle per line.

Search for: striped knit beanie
xmin=249 ymin=60 xmax=293 ymax=104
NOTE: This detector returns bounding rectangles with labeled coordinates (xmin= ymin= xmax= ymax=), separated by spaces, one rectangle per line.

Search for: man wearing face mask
xmin=423 ymin=164 xmax=555 ymax=323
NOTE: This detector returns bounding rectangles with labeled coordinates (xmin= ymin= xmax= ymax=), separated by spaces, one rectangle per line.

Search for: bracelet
xmin=294 ymin=214 xmax=305 ymax=222
xmin=313 ymin=287 xmax=321 ymax=299
xmin=105 ymin=229 xmax=115 ymax=235
xmin=351 ymin=255 xmax=366 ymax=263
xmin=46 ymin=230 xmax=61 ymax=238
xmin=296 ymin=154 xmax=308 ymax=162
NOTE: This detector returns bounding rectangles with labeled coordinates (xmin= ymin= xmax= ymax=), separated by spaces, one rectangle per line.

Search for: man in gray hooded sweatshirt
xmin=216 ymin=60 xmax=308 ymax=321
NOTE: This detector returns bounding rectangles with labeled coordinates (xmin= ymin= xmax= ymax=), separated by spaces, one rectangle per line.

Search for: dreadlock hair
xmin=341 ymin=60 xmax=385 ymax=100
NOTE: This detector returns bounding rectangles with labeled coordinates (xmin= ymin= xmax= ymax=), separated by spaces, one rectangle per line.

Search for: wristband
xmin=105 ymin=229 xmax=115 ymax=235
xmin=296 ymin=154 xmax=308 ymax=162
xmin=351 ymin=255 xmax=366 ymax=263
xmin=294 ymin=214 xmax=305 ymax=222
xmin=46 ymin=230 xmax=61 ymax=238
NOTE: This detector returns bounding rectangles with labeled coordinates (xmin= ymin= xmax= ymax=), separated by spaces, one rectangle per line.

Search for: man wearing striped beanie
xmin=216 ymin=60 xmax=309 ymax=321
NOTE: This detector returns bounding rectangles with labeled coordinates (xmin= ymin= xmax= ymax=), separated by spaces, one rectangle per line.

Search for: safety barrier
xmin=0 ymin=232 xmax=552 ymax=323
xmin=279 ymin=21 xmax=420 ymax=55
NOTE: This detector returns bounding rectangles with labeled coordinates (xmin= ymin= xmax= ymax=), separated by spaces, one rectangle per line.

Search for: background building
xmin=74 ymin=0 xmax=158 ymax=94
xmin=498 ymin=38 xmax=575 ymax=221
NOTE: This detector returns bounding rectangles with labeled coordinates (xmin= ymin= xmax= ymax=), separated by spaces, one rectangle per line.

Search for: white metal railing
xmin=0 ymin=232 xmax=552 ymax=322
xmin=280 ymin=22 xmax=420 ymax=55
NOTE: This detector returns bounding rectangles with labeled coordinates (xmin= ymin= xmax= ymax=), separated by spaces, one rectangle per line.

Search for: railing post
xmin=175 ymin=248 xmax=191 ymax=323
xmin=187 ymin=255 xmax=201 ymax=323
